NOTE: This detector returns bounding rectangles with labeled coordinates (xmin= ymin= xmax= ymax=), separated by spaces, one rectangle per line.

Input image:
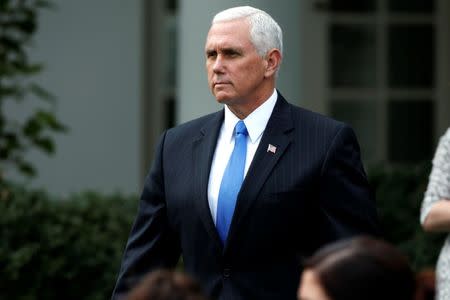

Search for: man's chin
xmin=214 ymin=93 xmax=234 ymax=104
xmin=215 ymin=97 xmax=229 ymax=104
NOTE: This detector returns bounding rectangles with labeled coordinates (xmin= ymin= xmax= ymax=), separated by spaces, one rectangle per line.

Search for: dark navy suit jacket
xmin=112 ymin=93 xmax=380 ymax=300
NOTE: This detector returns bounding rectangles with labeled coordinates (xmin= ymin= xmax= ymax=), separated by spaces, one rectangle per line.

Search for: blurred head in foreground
xmin=298 ymin=236 xmax=416 ymax=300
xmin=126 ymin=269 xmax=208 ymax=300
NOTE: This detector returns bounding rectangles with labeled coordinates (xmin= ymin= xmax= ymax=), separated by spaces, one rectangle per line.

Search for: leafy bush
xmin=369 ymin=162 xmax=446 ymax=271
xmin=0 ymin=0 xmax=67 ymax=181
xmin=0 ymin=183 xmax=138 ymax=300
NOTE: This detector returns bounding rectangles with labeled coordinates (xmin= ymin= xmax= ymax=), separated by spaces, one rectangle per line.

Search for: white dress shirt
xmin=207 ymin=89 xmax=278 ymax=224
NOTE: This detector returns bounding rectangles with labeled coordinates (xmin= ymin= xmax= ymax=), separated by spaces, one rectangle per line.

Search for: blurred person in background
xmin=421 ymin=127 xmax=450 ymax=300
xmin=297 ymin=236 xmax=416 ymax=300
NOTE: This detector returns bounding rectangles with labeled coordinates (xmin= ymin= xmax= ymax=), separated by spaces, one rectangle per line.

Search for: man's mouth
xmin=214 ymin=82 xmax=230 ymax=87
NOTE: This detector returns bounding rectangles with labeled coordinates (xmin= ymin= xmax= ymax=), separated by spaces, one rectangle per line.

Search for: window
xmin=327 ymin=0 xmax=439 ymax=163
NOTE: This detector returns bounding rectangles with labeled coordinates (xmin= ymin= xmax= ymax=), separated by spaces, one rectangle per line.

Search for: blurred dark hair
xmin=303 ymin=236 xmax=416 ymax=300
xmin=126 ymin=269 xmax=208 ymax=300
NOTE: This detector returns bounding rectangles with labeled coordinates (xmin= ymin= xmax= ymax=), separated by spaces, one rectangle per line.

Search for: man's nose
xmin=212 ymin=55 xmax=225 ymax=73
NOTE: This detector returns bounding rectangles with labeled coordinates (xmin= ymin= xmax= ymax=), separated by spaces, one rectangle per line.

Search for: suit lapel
xmin=192 ymin=111 xmax=224 ymax=251
xmin=225 ymin=94 xmax=294 ymax=250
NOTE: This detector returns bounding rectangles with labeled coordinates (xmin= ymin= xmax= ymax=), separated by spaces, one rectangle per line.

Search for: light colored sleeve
xmin=420 ymin=128 xmax=450 ymax=224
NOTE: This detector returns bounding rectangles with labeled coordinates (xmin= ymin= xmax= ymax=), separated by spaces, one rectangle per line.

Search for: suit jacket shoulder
xmin=289 ymin=102 xmax=348 ymax=139
xmin=165 ymin=111 xmax=223 ymax=142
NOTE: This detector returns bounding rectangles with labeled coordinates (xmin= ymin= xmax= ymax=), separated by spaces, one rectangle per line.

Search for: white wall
xmin=6 ymin=0 xmax=142 ymax=195
xmin=177 ymin=0 xmax=302 ymax=123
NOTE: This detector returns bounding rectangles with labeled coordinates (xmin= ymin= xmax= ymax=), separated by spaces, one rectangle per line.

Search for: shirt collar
xmin=223 ymin=89 xmax=278 ymax=144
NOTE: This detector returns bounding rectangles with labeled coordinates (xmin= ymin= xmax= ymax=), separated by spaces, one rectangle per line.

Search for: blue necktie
xmin=216 ymin=120 xmax=248 ymax=244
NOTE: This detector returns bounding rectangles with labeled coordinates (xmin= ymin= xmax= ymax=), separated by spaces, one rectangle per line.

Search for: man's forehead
xmin=204 ymin=39 xmax=246 ymax=51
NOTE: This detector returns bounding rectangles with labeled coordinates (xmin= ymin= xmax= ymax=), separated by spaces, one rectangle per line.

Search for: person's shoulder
xmin=277 ymin=93 xmax=357 ymax=145
xmin=442 ymin=127 xmax=450 ymax=140
xmin=437 ymin=127 xmax=450 ymax=149
xmin=286 ymin=100 xmax=347 ymax=132
xmin=165 ymin=110 xmax=222 ymax=137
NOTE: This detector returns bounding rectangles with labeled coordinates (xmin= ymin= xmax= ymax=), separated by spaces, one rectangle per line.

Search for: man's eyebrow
xmin=205 ymin=46 xmax=243 ymax=53
xmin=222 ymin=47 xmax=242 ymax=54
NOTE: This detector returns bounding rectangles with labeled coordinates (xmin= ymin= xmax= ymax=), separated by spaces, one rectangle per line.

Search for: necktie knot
xmin=235 ymin=120 xmax=248 ymax=137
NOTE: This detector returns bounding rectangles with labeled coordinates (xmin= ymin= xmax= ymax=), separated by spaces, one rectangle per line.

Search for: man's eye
xmin=226 ymin=51 xmax=239 ymax=57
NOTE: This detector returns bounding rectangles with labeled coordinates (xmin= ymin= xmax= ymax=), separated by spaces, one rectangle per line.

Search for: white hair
xmin=212 ymin=6 xmax=283 ymax=58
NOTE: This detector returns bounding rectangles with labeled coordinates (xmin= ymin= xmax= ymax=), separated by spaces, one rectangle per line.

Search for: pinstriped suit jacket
xmin=112 ymin=92 xmax=380 ymax=300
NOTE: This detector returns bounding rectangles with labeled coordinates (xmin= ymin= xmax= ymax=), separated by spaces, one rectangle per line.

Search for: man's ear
xmin=264 ymin=49 xmax=282 ymax=78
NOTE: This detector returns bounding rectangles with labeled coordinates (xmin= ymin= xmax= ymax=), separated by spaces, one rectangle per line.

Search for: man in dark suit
xmin=112 ymin=6 xmax=380 ymax=300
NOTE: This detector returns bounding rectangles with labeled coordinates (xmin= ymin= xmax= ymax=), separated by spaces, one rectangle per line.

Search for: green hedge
xmin=369 ymin=162 xmax=446 ymax=270
xmin=0 ymin=184 xmax=138 ymax=300
xmin=0 ymin=163 xmax=445 ymax=299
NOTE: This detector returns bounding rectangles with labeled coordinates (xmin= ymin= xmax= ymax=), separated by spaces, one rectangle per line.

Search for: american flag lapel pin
xmin=267 ymin=144 xmax=277 ymax=154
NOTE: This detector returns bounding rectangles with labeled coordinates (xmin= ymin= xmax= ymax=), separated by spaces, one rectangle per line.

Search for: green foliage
xmin=0 ymin=183 xmax=138 ymax=300
xmin=0 ymin=0 xmax=66 ymax=181
xmin=368 ymin=162 xmax=446 ymax=271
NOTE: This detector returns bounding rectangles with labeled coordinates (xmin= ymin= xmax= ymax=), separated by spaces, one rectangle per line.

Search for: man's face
xmin=205 ymin=19 xmax=268 ymax=106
